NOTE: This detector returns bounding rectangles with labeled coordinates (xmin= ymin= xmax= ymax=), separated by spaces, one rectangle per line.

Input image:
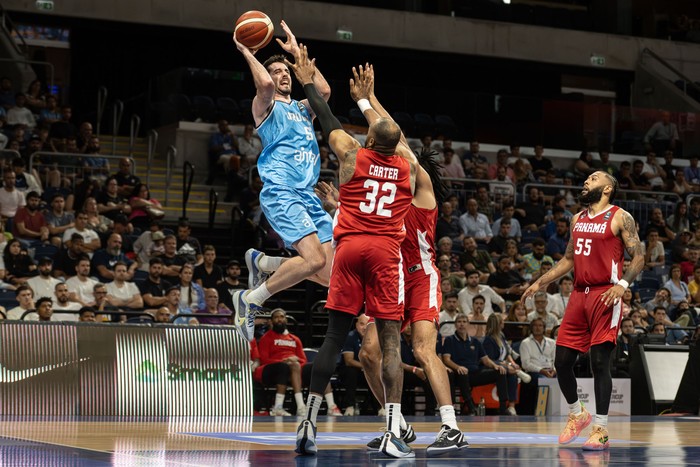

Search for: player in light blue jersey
xmin=232 ymin=20 xmax=334 ymax=343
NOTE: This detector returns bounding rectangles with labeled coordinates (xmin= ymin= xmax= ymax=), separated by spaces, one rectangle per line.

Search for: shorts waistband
xmin=574 ymin=284 xmax=613 ymax=292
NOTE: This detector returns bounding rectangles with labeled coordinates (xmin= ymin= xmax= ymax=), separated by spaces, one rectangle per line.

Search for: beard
xmin=578 ymin=186 xmax=604 ymax=205
xmin=272 ymin=323 xmax=287 ymax=334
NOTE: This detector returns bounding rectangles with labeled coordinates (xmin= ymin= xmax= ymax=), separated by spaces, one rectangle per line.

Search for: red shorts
xmin=401 ymin=270 xmax=441 ymax=331
xmin=326 ymin=235 xmax=404 ymax=321
xmin=557 ymin=285 xmax=622 ymax=353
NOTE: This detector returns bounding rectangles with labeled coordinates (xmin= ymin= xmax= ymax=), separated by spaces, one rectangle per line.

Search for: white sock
xmin=274 ymin=393 xmax=285 ymax=408
xmin=386 ymin=403 xmax=402 ymax=437
xmin=294 ymin=392 xmax=305 ymax=409
xmin=568 ymin=400 xmax=582 ymax=415
xmin=324 ymin=392 xmax=336 ymax=409
xmin=259 ymin=254 xmax=283 ymax=272
xmin=594 ymin=414 xmax=608 ymax=427
xmin=439 ymin=405 xmax=458 ymax=430
xmin=246 ymin=284 xmax=271 ymax=306
xmin=306 ymin=393 xmax=323 ymax=424
xmin=400 ymin=414 xmax=408 ymax=431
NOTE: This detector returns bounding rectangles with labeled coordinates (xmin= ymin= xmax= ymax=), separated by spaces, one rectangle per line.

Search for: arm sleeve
xmin=303 ymin=83 xmax=343 ymax=141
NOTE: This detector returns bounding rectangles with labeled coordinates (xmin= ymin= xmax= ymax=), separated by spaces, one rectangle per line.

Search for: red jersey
xmin=402 ymin=205 xmax=438 ymax=276
xmin=256 ymin=330 xmax=307 ymax=366
xmin=333 ymin=148 xmax=413 ymax=241
xmin=572 ymin=205 xmax=625 ymax=288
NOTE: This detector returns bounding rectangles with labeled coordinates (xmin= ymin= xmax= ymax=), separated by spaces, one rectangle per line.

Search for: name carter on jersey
xmin=368 ymin=164 xmax=399 ymax=180
xmin=573 ymin=222 xmax=607 ymax=234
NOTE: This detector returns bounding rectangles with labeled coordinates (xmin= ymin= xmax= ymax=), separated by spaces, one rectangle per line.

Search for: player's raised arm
xmin=233 ymin=34 xmax=276 ymax=121
xmin=600 ymin=209 xmax=646 ymax=306
xmin=276 ymin=20 xmax=331 ymax=102
xmin=521 ymin=213 xmax=578 ymax=303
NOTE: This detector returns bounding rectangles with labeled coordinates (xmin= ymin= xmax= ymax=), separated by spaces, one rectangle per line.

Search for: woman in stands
xmin=664 ymin=264 xmax=691 ymax=306
xmin=503 ymin=239 xmax=525 ymax=274
xmin=667 ymin=201 xmax=690 ymax=234
xmin=83 ymin=196 xmax=113 ymax=234
xmin=482 ymin=313 xmax=521 ymax=415
xmin=621 ymin=288 xmax=642 ymax=318
xmin=128 ymin=183 xmax=164 ymax=232
xmin=3 ymin=239 xmax=37 ymax=286
xmin=176 ymin=263 xmax=205 ymax=317
xmin=25 ymin=79 xmax=46 ymax=115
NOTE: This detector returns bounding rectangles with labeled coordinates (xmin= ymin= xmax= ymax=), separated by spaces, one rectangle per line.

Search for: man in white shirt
xmin=65 ymin=257 xmax=98 ymax=306
xmin=0 ymin=169 xmax=26 ymax=219
xmin=6 ymin=285 xmax=35 ymax=320
xmin=6 ymin=93 xmax=36 ymax=129
xmin=458 ymin=270 xmax=505 ymax=315
xmin=62 ymin=211 xmax=101 ymax=257
xmin=641 ymin=152 xmax=666 ymax=189
xmin=438 ymin=292 xmax=461 ymax=337
xmin=526 ymin=292 xmax=560 ymax=337
xmin=548 ymin=276 xmax=573 ymax=319
xmin=52 ymin=282 xmax=81 ymax=321
xmin=458 ymin=198 xmax=493 ymax=244
xmin=26 ymin=256 xmax=62 ymax=302
xmin=105 ymin=261 xmax=143 ymax=310
xmin=518 ymin=318 xmax=557 ymax=414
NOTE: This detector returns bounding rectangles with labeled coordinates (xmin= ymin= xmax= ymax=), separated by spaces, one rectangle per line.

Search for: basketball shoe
xmin=366 ymin=424 xmax=415 ymax=451
xmin=582 ymin=425 xmax=610 ymax=451
xmin=295 ymin=419 xmax=317 ymax=455
xmin=559 ymin=405 xmax=592 ymax=444
xmin=245 ymin=248 xmax=270 ymax=289
xmin=426 ymin=424 xmax=469 ymax=456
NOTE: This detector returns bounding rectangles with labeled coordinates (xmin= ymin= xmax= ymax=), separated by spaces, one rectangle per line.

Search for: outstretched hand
xmin=284 ymin=43 xmax=316 ymax=86
xmin=275 ymin=20 xmax=299 ymax=55
xmin=314 ymin=180 xmax=339 ymax=208
xmin=349 ymin=63 xmax=374 ymax=102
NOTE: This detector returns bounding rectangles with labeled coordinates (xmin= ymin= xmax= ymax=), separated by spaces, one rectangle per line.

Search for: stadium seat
xmin=391 ymin=111 xmax=415 ymax=135
xmin=239 ymin=98 xmax=253 ymax=124
xmin=216 ymin=97 xmax=240 ymax=122
xmin=435 ymin=114 xmax=458 ymax=138
xmin=191 ymin=95 xmax=218 ymax=123
xmin=637 ymin=287 xmax=657 ymax=302
xmin=303 ymin=348 xmax=319 ymax=363
xmin=413 ymin=112 xmax=435 ymax=136
xmin=167 ymin=93 xmax=194 ymax=121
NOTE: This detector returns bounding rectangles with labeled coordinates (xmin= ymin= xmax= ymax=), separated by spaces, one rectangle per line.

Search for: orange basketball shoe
xmin=558 ymin=405 xmax=592 ymax=444
xmin=582 ymin=425 xmax=610 ymax=451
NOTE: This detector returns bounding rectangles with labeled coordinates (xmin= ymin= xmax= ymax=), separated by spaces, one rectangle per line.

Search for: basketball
xmin=234 ymin=11 xmax=274 ymax=51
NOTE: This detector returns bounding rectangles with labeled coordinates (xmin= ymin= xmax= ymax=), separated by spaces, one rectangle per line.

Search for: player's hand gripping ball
xmin=234 ymin=11 xmax=274 ymax=51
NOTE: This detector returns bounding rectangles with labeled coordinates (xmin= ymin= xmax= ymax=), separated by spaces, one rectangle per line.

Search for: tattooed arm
xmin=521 ymin=213 xmax=578 ymax=303
xmin=600 ymin=209 xmax=646 ymax=306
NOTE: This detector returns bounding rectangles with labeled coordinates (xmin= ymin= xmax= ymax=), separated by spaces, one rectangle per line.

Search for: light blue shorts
xmin=260 ymin=184 xmax=333 ymax=249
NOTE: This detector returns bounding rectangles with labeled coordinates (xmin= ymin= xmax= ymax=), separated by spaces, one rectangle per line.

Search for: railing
xmin=0 ymin=3 xmax=28 ymax=57
xmin=146 ymin=129 xmax=158 ymax=187
xmin=181 ymin=161 xmax=195 ymax=221
xmin=96 ymin=86 xmax=108 ymax=137
xmin=208 ymin=188 xmax=218 ymax=230
xmin=0 ymin=58 xmax=54 ymax=91
xmin=28 ymin=152 xmax=136 ymax=185
xmin=0 ymin=149 xmax=21 ymax=162
xmin=129 ymin=114 xmax=141 ymax=157
xmin=164 ymin=145 xmax=176 ymax=207
xmin=641 ymin=48 xmax=700 ymax=99
xmin=111 ymin=100 xmax=124 ymax=154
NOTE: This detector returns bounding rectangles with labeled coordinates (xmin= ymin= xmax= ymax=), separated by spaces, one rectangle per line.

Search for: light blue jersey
xmin=256 ymin=99 xmax=320 ymax=189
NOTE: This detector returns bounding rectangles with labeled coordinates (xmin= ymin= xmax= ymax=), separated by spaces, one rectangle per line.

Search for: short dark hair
xmin=444 ymin=291 xmax=458 ymax=300
xmin=472 ymin=294 xmax=485 ymax=304
xmin=36 ymin=296 xmax=53 ymax=308
xmin=79 ymin=306 xmax=96 ymax=315
xmin=149 ymin=257 xmax=164 ymax=266
xmin=15 ymin=285 xmax=33 ymax=297
xmin=532 ymin=238 xmax=545 ymax=247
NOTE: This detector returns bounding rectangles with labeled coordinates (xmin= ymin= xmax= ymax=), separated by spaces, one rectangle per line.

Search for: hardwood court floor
xmin=0 ymin=415 xmax=698 ymax=466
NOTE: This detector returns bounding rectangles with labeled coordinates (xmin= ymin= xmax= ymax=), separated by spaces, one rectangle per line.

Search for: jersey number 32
xmin=359 ymin=180 xmax=397 ymax=217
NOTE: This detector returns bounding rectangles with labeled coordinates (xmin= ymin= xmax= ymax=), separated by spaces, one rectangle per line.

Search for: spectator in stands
xmin=91 ymin=233 xmax=137 ymax=283
xmin=573 ymin=151 xmax=596 ymax=183
xmin=593 ymin=149 xmax=617 ymax=176
xmin=193 ymin=244 xmax=223 ymax=288
xmin=644 ymin=110 xmax=679 ymax=156
xmin=34 ymin=296 xmax=53 ymax=322
xmin=62 ymin=210 xmax=101 ymax=258
xmin=157 ymin=285 xmax=182 ymax=322
xmin=3 ymin=238 xmax=36 ymax=285
xmin=239 ymin=172 xmax=263 ymax=227
xmin=48 ymin=106 xmax=77 ymax=152
xmin=128 ymin=183 xmax=164 ymax=232
xmin=644 ymin=228 xmax=666 ymax=270
xmin=488 ymin=218 xmax=514 ymax=258
xmin=515 ymin=186 xmax=546 ymax=232
xmin=488 ymin=149 xmax=515 ymax=181
xmin=255 ymin=308 xmax=341 ymax=417
xmin=645 ymin=208 xmax=676 ymax=247
xmin=671 ymin=170 xmax=693 ymax=196
xmin=437 ymin=236 xmax=462 ymax=273
xmin=463 ymin=141 xmax=489 ymax=176
xmin=491 ymin=202 xmax=522 ymax=243
xmin=507 ymin=144 xmax=530 ymax=170
xmin=642 ymin=151 xmax=667 ymax=190
xmin=400 ymin=323 xmax=437 ymax=415
xmin=458 ymin=270 xmax=505 ymax=316
xmin=24 ymin=80 xmax=46 ymax=115
xmin=237 ymin=123 xmax=263 ymax=169
xmin=548 ymin=276 xmax=573 ymax=319
xmin=97 ymin=176 xmax=132 ymax=222
xmin=6 ymin=93 xmax=36 ymax=130
xmin=175 ymin=220 xmax=202 ymax=265
xmin=133 ymin=220 xmax=163 ymax=270
xmin=630 ymin=309 xmax=650 ymax=331
xmin=6 ymin=285 xmax=34 ymax=320
xmin=688 ymin=264 xmax=700 ymax=305
xmin=160 ymin=234 xmax=185 ymax=279
xmin=338 ymin=313 xmax=371 ymax=415
xmin=82 ymin=136 xmax=109 ymax=182
xmin=526 ymin=292 xmax=559 ymax=337
xmin=475 ymin=184 xmax=496 ymax=223
xmin=437 ymin=254 xmax=464 ymax=293
xmin=113 ymin=158 xmax=140 ymax=198
xmin=0 ymin=169 xmax=26 ymax=221
xmin=436 ymin=201 xmax=463 ymax=244
xmin=442 ymin=313 xmax=510 ymax=415
xmin=318 ymin=144 xmax=337 ymax=172
xmin=488 ymin=255 xmax=529 ymax=303
xmin=661 ymin=150 xmax=680 ymax=185
xmin=105 ymin=261 xmax=143 ymax=311
xmin=668 ymin=201 xmax=690 ymax=235
xmin=445 ymin=192 xmax=463 ymax=217
xmin=528 ymin=145 xmax=553 ymax=179
xmin=630 ymin=160 xmax=652 ymax=191
xmin=176 ymin=262 xmax=205 ymax=316
xmin=83 ymin=196 xmax=114 ymax=236
xmin=546 ymin=217 xmax=570 ymax=261
xmin=78 ymin=306 xmax=97 ymax=322
xmin=671 ymin=229 xmax=693 ymax=264
xmin=196 ymin=288 xmax=231 ymax=324
xmin=664 ymin=264 xmax=691 ymax=306
xmin=522 ymin=238 xmax=553 ymax=281
xmin=683 ymin=155 xmax=700 ymax=188
xmin=12 ymin=191 xmax=49 ymax=248
xmin=459 ymin=236 xmax=495 ymax=283
xmin=216 ymin=259 xmax=243 ymax=311
xmin=38 ymin=94 xmax=60 ymax=126
xmin=52 ymin=282 xmax=81 ymax=321
xmin=76 ymin=121 xmax=93 ymax=153
xmin=26 ymin=256 xmax=61 ymax=302
xmin=467 ymin=295 xmax=489 ymax=340
xmin=482 ymin=313 xmax=521 ymax=415
xmin=92 ymin=282 xmax=121 ymax=321
xmin=610 ymin=317 xmax=636 ymax=378
xmin=65 ymin=256 xmax=97 ymax=306
xmin=206 ymin=119 xmax=239 ymax=186
xmin=438 ymin=292 xmax=461 ymax=337
xmin=0 ymin=77 xmax=14 ymax=111
xmin=139 ymin=257 xmax=171 ymax=309
xmin=440 ymin=148 xmax=465 ymax=189
xmin=459 ymin=198 xmax=492 ymax=244
xmin=12 ymin=157 xmax=41 ymax=195
xmin=518 ymin=318 xmax=556 ymax=413
xmin=44 ymin=193 xmax=74 ymax=247
xmin=650 ymin=306 xmax=688 ymax=344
